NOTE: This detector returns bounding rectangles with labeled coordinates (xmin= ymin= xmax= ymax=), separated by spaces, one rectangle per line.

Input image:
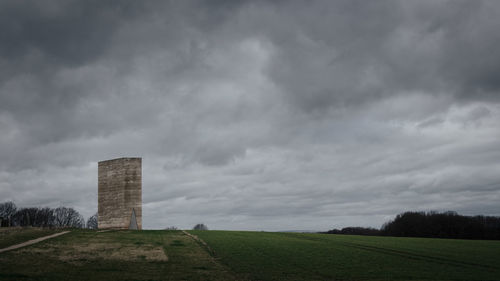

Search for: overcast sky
xmin=1 ymin=0 xmax=500 ymax=231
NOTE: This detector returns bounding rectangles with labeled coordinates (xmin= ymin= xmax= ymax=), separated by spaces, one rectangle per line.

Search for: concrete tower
xmin=98 ymin=157 xmax=142 ymax=229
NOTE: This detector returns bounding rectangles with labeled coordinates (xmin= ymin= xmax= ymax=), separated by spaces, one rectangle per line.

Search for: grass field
xmin=0 ymin=227 xmax=63 ymax=249
xmin=0 ymin=228 xmax=499 ymax=280
xmin=0 ymin=229 xmax=237 ymax=280
xmin=191 ymin=230 xmax=500 ymax=281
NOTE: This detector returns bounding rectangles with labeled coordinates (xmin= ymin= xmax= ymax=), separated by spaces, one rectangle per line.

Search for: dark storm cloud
xmin=0 ymin=0 xmax=149 ymax=162
xmin=0 ymin=0 xmax=499 ymax=230
xmin=257 ymin=0 xmax=500 ymax=113
xmin=0 ymin=1 xmax=145 ymax=65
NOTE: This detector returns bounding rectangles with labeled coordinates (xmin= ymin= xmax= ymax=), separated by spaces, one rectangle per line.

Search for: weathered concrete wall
xmin=98 ymin=157 xmax=142 ymax=229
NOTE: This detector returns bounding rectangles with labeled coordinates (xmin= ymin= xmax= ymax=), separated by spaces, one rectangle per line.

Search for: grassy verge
xmin=190 ymin=230 xmax=500 ymax=281
xmin=0 ymin=229 xmax=238 ymax=281
xmin=0 ymin=227 xmax=63 ymax=249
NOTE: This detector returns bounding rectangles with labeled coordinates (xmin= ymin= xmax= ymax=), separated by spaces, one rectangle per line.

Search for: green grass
xmin=0 ymin=229 xmax=237 ymax=281
xmin=2 ymin=228 xmax=500 ymax=280
xmin=0 ymin=227 xmax=63 ymax=249
xmin=190 ymin=230 xmax=500 ymax=281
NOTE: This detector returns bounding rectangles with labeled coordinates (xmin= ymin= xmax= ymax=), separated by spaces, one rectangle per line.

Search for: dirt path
xmin=182 ymin=230 xmax=242 ymax=280
xmin=182 ymin=230 xmax=214 ymax=253
xmin=0 ymin=231 xmax=70 ymax=253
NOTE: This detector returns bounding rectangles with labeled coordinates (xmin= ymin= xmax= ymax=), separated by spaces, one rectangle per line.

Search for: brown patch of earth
xmin=18 ymin=240 xmax=167 ymax=265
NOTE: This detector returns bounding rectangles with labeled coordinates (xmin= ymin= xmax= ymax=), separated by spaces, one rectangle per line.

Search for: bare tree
xmin=22 ymin=208 xmax=38 ymax=226
xmin=37 ymin=207 xmax=54 ymax=227
xmin=193 ymin=223 xmax=208 ymax=230
xmin=2 ymin=202 xmax=85 ymax=228
xmin=86 ymin=213 xmax=98 ymax=229
xmin=52 ymin=207 xmax=85 ymax=228
xmin=0 ymin=201 xmax=17 ymax=227
xmin=12 ymin=207 xmax=54 ymax=227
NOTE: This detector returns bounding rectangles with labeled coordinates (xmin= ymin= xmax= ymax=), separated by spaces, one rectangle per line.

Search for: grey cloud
xmin=1 ymin=0 xmax=499 ymax=230
xmin=0 ymin=1 xmax=145 ymax=65
xmin=246 ymin=0 xmax=500 ymax=113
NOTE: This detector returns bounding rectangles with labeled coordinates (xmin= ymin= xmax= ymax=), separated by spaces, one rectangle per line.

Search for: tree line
xmin=0 ymin=201 xmax=92 ymax=229
xmin=324 ymin=211 xmax=500 ymax=240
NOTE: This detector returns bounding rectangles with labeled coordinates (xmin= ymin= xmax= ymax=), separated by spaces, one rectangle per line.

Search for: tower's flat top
xmin=98 ymin=157 xmax=142 ymax=164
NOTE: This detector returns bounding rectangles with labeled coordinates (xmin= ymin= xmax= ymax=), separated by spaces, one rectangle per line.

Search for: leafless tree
xmin=193 ymin=223 xmax=208 ymax=230
xmin=52 ymin=207 xmax=85 ymax=228
xmin=36 ymin=207 xmax=54 ymax=227
xmin=0 ymin=201 xmax=17 ymax=227
xmin=2 ymin=202 xmax=85 ymax=228
xmin=12 ymin=207 xmax=54 ymax=227
xmin=86 ymin=213 xmax=98 ymax=229
xmin=20 ymin=208 xmax=38 ymax=226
